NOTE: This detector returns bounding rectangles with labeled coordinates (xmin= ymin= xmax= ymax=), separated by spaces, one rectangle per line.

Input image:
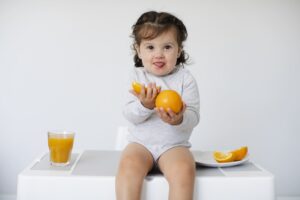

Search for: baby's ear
xmin=135 ymin=44 xmax=141 ymax=59
xmin=177 ymin=48 xmax=182 ymax=58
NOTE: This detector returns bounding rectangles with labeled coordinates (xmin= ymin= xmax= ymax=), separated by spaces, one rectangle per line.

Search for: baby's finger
xmin=166 ymin=108 xmax=176 ymax=118
xmin=152 ymin=86 xmax=159 ymax=99
xmin=140 ymin=84 xmax=147 ymax=97
xmin=146 ymin=83 xmax=153 ymax=98
xmin=161 ymin=108 xmax=172 ymax=120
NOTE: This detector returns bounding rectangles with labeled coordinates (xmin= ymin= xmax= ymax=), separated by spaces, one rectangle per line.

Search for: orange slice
xmin=213 ymin=151 xmax=235 ymax=163
xmin=132 ymin=81 xmax=143 ymax=94
xmin=230 ymin=146 xmax=248 ymax=161
xmin=132 ymin=81 xmax=160 ymax=94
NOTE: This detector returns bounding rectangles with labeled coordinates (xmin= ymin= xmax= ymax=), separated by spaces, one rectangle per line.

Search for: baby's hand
xmin=130 ymin=82 xmax=161 ymax=110
xmin=155 ymin=102 xmax=186 ymax=125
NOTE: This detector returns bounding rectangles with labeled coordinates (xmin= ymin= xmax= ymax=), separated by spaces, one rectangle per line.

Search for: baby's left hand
xmin=155 ymin=102 xmax=186 ymax=125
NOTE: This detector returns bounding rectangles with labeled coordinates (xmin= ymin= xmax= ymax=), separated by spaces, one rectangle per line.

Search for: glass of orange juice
xmin=48 ymin=130 xmax=75 ymax=166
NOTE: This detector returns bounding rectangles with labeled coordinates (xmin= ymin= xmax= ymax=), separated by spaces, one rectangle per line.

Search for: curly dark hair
xmin=131 ymin=11 xmax=188 ymax=67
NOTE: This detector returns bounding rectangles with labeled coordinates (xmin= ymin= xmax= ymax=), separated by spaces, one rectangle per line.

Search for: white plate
xmin=193 ymin=151 xmax=249 ymax=168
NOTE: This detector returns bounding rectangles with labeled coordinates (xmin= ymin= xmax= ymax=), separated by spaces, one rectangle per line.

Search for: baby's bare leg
xmin=158 ymin=147 xmax=196 ymax=200
xmin=115 ymin=143 xmax=154 ymax=200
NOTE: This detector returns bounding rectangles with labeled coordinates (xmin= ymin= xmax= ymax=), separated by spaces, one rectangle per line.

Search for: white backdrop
xmin=0 ymin=0 xmax=299 ymax=197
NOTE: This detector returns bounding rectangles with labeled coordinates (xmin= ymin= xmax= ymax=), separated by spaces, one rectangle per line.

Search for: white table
xmin=17 ymin=150 xmax=275 ymax=200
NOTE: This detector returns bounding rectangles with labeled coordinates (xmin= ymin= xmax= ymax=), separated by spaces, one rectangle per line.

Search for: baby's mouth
xmin=153 ymin=62 xmax=165 ymax=68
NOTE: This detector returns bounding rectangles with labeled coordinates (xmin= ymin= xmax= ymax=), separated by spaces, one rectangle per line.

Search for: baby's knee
xmin=118 ymin=155 xmax=149 ymax=177
xmin=119 ymin=155 xmax=139 ymax=171
xmin=166 ymin=162 xmax=196 ymax=182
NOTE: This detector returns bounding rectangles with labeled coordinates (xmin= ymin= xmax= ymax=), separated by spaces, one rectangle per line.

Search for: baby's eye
xmin=146 ymin=45 xmax=154 ymax=50
xmin=164 ymin=45 xmax=173 ymax=50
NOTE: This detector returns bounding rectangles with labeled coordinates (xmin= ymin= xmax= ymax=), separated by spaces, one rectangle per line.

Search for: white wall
xmin=0 ymin=0 xmax=299 ymax=197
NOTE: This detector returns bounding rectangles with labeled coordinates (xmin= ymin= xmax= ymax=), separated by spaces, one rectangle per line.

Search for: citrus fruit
xmin=155 ymin=90 xmax=183 ymax=113
xmin=230 ymin=146 xmax=248 ymax=161
xmin=213 ymin=146 xmax=248 ymax=163
xmin=213 ymin=151 xmax=235 ymax=163
xmin=132 ymin=81 xmax=160 ymax=94
xmin=132 ymin=81 xmax=143 ymax=94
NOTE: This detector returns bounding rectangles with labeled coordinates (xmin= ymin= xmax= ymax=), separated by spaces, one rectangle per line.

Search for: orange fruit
xmin=132 ymin=81 xmax=143 ymax=94
xmin=230 ymin=146 xmax=248 ymax=161
xmin=155 ymin=90 xmax=183 ymax=113
xmin=213 ymin=151 xmax=235 ymax=163
xmin=213 ymin=146 xmax=248 ymax=163
xmin=132 ymin=81 xmax=160 ymax=94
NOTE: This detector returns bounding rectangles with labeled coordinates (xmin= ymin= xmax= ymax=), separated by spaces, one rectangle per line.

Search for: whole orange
xmin=155 ymin=90 xmax=183 ymax=113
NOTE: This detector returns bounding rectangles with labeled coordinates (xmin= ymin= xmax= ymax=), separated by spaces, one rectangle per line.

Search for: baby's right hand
xmin=130 ymin=82 xmax=161 ymax=110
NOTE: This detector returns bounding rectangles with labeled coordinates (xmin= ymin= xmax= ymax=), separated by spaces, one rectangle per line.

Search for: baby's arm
xmin=174 ymin=74 xmax=200 ymax=131
xmin=123 ymin=99 xmax=154 ymax=124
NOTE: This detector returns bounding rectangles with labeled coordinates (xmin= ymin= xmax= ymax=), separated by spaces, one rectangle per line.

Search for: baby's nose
xmin=154 ymin=49 xmax=164 ymax=58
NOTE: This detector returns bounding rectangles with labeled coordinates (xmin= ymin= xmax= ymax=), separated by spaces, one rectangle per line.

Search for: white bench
xmin=17 ymin=127 xmax=275 ymax=200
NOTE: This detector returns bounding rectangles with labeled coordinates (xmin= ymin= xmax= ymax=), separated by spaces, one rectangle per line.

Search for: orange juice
xmin=48 ymin=131 xmax=75 ymax=166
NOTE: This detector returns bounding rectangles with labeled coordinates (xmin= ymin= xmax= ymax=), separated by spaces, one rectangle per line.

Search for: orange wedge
xmin=213 ymin=151 xmax=235 ymax=163
xmin=230 ymin=146 xmax=248 ymax=161
xmin=132 ymin=81 xmax=143 ymax=94
xmin=132 ymin=81 xmax=160 ymax=94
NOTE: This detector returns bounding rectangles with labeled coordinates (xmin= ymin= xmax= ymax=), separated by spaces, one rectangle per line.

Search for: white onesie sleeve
xmin=172 ymin=72 xmax=200 ymax=133
xmin=122 ymin=69 xmax=155 ymax=125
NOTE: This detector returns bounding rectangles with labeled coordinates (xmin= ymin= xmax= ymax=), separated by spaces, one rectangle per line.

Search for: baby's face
xmin=136 ymin=28 xmax=181 ymax=76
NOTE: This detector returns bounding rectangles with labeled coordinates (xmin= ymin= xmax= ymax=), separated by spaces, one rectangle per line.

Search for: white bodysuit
xmin=123 ymin=66 xmax=200 ymax=161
